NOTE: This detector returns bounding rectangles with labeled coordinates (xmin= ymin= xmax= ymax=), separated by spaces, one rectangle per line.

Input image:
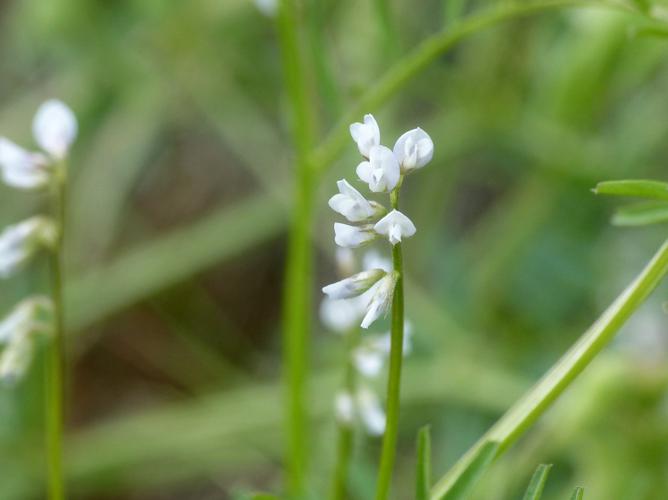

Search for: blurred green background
xmin=0 ymin=0 xmax=667 ymax=498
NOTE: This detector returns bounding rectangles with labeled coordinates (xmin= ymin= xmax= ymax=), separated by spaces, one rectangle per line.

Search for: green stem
xmin=375 ymin=188 xmax=405 ymax=500
xmin=45 ymin=163 xmax=67 ymax=500
xmin=330 ymin=327 xmax=361 ymax=500
xmin=430 ymin=238 xmax=668 ymax=499
xmin=277 ymin=0 xmax=316 ymax=496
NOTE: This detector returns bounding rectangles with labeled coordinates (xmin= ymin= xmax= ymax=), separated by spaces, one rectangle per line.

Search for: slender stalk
xmin=375 ymin=188 xmax=405 ymax=500
xmin=277 ymin=0 xmax=316 ymax=496
xmin=330 ymin=327 xmax=361 ymax=500
xmin=45 ymin=162 xmax=67 ymax=500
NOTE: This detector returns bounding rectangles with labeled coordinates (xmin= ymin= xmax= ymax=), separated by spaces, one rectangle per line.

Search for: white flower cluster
xmin=0 ymin=99 xmax=77 ymax=383
xmin=321 ymin=250 xmax=414 ymax=436
xmin=324 ymin=114 xmax=433 ymax=329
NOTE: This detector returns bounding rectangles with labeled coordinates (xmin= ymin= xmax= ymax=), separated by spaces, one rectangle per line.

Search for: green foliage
xmin=416 ymin=425 xmax=432 ymax=500
xmin=522 ymin=464 xmax=552 ymax=500
xmin=594 ymin=180 xmax=668 ymax=201
xmin=437 ymin=441 xmax=500 ymax=500
xmin=570 ymin=487 xmax=585 ymax=500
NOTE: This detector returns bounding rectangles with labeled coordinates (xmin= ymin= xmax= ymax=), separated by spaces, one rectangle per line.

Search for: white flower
xmin=0 ymin=333 xmax=34 ymax=384
xmin=334 ymin=222 xmax=376 ymax=248
xmin=393 ymin=127 xmax=434 ymax=172
xmin=0 ymin=138 xmax=49 ymax=190
xmin=335 ymin=390 xmax=355 ymax=425
xmin=322 ymin=269 xmax=386 ymax=300
xmin=0 ymin=296 xmax=53 ymax=385
xmin=335 ymin=248 xmax=356 ymax=277
xmin=33 ymin=99 xmax=78 ymax=160
xmin=0 ymin=217 xmax=57 ymax=278
xmin=363 ymin=249 xmax=392 ymax=273
xmin=350 ymin=114 xmax=380 ymax=158
xmin=319 ymin=296 xmax=366 ymax=333
xmin=0 ymin=297 xmax=53 ymax=344
xmin=353 ymin=322 xmax=413 ymax=377
xmin=374 ymin=209 xmax=416 ymax=246
xmin=334 ymin=387 xmax=386 ymax=436
xmin=356 ymin=386 xmax=386 ymax=436
xmin=356 ymin=145 xmax=401 ymax=193
xmin=329 ymin=179 xmax=385 ymax=222
xmin=254 ymin=0 xmax=277 ymax=16
xmin=361 ymin=272 xmax=397 ymax=329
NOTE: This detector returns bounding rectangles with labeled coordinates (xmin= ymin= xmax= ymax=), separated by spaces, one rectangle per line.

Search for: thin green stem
xmin=430 ymin=238 xmax=668 ymax=499
xmin=375 ymin=188 xmax=405 ymax=500
xmin=330 ymin=327 xmax=361 ymax=500
xmin=45 ymin=163 xmax=67 ymax=500
xmin=277 ymin=0 xmax=316 ymax=497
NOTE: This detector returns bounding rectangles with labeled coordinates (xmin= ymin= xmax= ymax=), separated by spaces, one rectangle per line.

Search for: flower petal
xmin=33 ymin=99 xmax=78 ymax=159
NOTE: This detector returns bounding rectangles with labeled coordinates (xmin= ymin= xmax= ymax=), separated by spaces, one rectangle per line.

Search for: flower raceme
xmin=0 ymin=99 xmax=77 ymax=190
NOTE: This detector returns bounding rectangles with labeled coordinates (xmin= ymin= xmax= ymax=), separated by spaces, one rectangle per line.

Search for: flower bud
xmin=33 ymin=99 xmax=78 ymax=160
xmin=349 ymin=114 xmax=380 ymax=158
xmin=393 ymin=127 xmax=434 ymax=172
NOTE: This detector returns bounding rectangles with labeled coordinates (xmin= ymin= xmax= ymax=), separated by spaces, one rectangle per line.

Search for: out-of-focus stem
xmin=45 ymin=162 xmax=67 ymax=500
xmin=374 ymin=188 xmax=405 ymax=500
xmin=330 ymin=327 xmax=361 ymax=500
xmin=277 ymin=0 xmax=316 ymax=497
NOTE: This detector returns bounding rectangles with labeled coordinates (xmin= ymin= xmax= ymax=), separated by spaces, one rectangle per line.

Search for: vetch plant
xmin=322 ymin=113 xmax=433 ymax=500
xmin=0 ymin=99 xmax=77 ymax=500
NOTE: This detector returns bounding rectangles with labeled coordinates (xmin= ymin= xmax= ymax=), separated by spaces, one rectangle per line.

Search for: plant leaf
xmin=430 ymin=240 xmax=668 ymax=500
xmin=611 ymin=202 xmax=668 ymax=226
xmin=522 ymin=464 xmax=552 ymax=500
xmin=416 ymin=425 xmax=432 ymax=500
xmin=570 ymin=487 xmax=584 ymax=500
xmin=438 ymin=440 xmax=500 ymax=500
xmin=593 ymin=180 xmax=668 ymax=201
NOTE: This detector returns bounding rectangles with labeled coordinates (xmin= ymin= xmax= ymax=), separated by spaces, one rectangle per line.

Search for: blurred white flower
xmin=33 ymin=99 xmax=78 ymax=160
xmin=329 ymin=179 xmax=385 ymax=222
xmin=361 ymin=272 xmax=397 ymax=329
xmin=0 ymin=139 xmax=49 ymax=190
xmin=357 ymin=145 xmax=401 ymax=193
xmin=0 ymin=333 xmax=34 ymax=384
xmin=334 ymin=222 xmax=376 ymax=248
xmin=350 ymin=114 xmax=380 ymax=158
xmin=363 ymin=249 xmax=392 ymax=273
xmin=0 ymin=217 xmax=57 ymax=278
xmin=322 ymin=269 xmax=386 ymax=300
xmin=0 ymin=296 xmax=53 ymax=385
xmin=356 ymin=386 xmax=386 ymax=436
xmin=319 ymin=296 xmax=366 ymax=333
xmin=334 ymin=387 xmax=386 ymax=436
xmin=335 ymin=390 xmax=355 ymax=425
xmin=335 ymin=248 xmax=356 ymax=278
xmin=254 ymin=0 xmax=277 ymax=16
xmin=353 ymin=321 xmax=413 ymax=377
xmin=393 ymin=128 xmax=433 ymax=173
xmin=374 ymin=209 xmax=416 ymax=245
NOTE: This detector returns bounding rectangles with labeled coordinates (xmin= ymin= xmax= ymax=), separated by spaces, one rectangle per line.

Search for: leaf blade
xmin=593 ymin=180 xmax=668 ymax=201
xmin=611 ymin=201 xmax=668 ymax=226
xmin=522 ymin=464 xmax=552 ymax=500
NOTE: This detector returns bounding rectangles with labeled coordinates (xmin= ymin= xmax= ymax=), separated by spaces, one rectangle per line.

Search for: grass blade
xmin=611 ymin=201 xmax=668 ymax=226
xmin=570 ymin=487 xmax=584 ymax=500
xmin=430 ymin=239 xmax=668 ymax=500
xmin=438 ymin=440 xmax=500 ymax=500
xmin=522 ymin=464 xmax=552 ymax=500
xmin=416 ymin=426 xmax=432 ymax=500
xmin=594 ymin=180 xmax=668 ymax=201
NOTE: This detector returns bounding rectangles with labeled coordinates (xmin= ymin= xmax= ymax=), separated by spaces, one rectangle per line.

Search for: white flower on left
xmin=0 ymin=296 xmax=53 ymax=384
xmin=329 ymin=179 xmax=385 ymax=222
xmin=0 ymin=99 xmax=77 ymax=190
xmin=322 ymin=269 xmax=386 ymax=300
xmin=0 ymin=217 xmax=57 ymax=278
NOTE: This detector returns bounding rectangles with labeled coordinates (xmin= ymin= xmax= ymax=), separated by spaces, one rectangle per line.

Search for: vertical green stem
xmin=330 ymin=327 xmax=361 ymax=500
xmin=45 ymin=163 xmax=66 ymax=500
xmin=277 ymin=0 xmax=316 ymax=497
xmin=375 ymin=188 xmax=405 ymax=500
